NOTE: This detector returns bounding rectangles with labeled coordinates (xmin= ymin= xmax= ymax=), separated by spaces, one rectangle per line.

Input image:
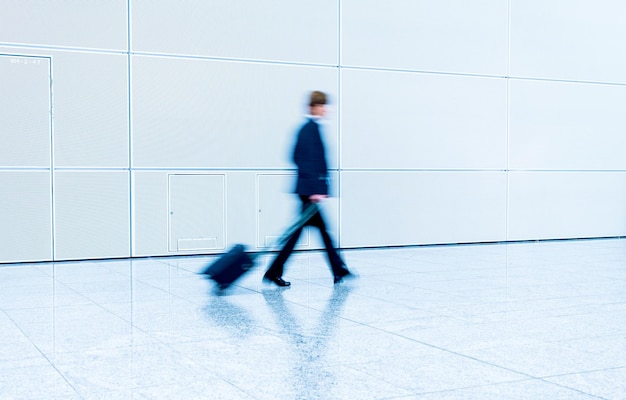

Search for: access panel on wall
xmin=168 ymin=174 xmax=226 ymax=252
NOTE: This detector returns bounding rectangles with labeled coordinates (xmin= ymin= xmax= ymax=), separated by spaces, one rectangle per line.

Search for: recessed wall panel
xmin=54 ymin=171 xmax=130 ymax=260
xmin=132 ymin=56 xmax=337 ymax=169
xmin=0 ymin=172 xmax=52 ymax=263
xmin=0 ymin=55 xmax=50 ymax=167
xmin=52 ymin=51 xmax=129 ymax=168
xmin=339 ymin=171 xmax=507 ymax=247
xmin=341 ymin=69 xmax=507 ymax=170
xmin=0 ymin=0 xmax=127 ymax=51
xmin=511 ymin=0 xmax=626 ymax=83
xmin=341 ymin=0 xmax=508 ymax=75
xmin=168 ymin=174 xmax=225 ymax=252
xmin=508 ymin=172 xmax=626 ymax=240
xmin=131 ymin=0 xmax=338 ymax=65
xmin=509 ymin=79 xmax=626 ymax=170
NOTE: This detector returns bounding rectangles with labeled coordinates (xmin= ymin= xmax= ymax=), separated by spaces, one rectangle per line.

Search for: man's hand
xmin=309 ymin=194 xmax=328 ymax=203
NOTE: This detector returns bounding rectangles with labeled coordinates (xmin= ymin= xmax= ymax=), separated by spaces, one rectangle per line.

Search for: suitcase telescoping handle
xmin=246 ymin=203 xmax=320 ymax=261
xmin=274 ymin=203 xmax=319 ymax=247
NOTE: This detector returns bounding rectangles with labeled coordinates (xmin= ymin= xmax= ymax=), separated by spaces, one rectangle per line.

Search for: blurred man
xmin=263 ymin=91 xmax=352 ymax=287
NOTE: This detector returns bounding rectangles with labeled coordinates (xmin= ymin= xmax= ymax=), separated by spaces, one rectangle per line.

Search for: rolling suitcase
xmin=201 ymin=243 xmax=254 ymax=290
xmin=201 ymin=203 xmax=319 ymax=291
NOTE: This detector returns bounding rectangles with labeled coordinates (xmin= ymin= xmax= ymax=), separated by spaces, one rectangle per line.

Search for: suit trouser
xmin=265 ymin=195 xmax=348 ymax=279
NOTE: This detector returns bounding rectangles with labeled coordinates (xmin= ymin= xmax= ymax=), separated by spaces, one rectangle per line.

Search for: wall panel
xmin=132 ymin=171 xmax=169 ymax=257
xmin=510 ymin=0 xmax=626 ymax=83
xmin=131 ymin=56 xmax=338 ymax=169
xmin=0 ymin=172 xmax=52 ymax=263
xmin=54 ymin=171 xmax=130 ymax=260
xmin=339 ymin=171 xmax=507 ymax=248
xmin=509 ymin=79 xmax=626 ymax=170
xmin=341 ymin=69 xmax=507 ymax=170
xmin=508 ymin=172 xmax=626 ymax=240
xmin=131 ymin=0 xmax=338 ymax=65
xmin=0 ymin=0 xmax=127 ymax=51
xmin=52 ymin=51 xmax=129 ymax=168
xmin=342 ymin=0 xmax=508 ymax=75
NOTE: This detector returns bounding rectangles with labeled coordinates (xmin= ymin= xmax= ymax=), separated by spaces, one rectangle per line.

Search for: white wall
xmin=1 ymin=0 xmax=626 ymax=262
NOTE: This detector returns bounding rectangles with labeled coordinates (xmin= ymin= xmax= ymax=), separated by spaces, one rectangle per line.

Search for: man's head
xmin=309 ymin=91 xmax=327 ymax=117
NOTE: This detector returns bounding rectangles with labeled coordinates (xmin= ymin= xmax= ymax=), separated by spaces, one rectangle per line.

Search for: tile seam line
xmin=0 ymin=308 xmax=84 ymax=398
xmin=541 ymin=365 xmax=626 ymax=379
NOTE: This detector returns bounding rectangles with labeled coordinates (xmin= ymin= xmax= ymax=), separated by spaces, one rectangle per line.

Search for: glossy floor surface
xmin=1 ymin=239 xmax=625 ymax=399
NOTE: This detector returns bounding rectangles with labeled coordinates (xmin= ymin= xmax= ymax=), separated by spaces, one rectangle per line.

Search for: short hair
xmin=309 ymin=91 xmax=327 ymax=107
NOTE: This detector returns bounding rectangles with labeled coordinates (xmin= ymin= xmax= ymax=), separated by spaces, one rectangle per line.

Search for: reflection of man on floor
xmin=262 ymin=285 xmax=354 ymax=398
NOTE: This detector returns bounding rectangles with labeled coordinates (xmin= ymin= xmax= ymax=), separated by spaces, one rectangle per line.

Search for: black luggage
xmin=201 ymin=203 xmax=319 ymax=291
xmin=201 ymin=244 xmax=254 ymax=290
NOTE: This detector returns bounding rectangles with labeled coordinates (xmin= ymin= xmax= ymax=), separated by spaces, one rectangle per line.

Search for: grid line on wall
xmin=504 ymin=0 xmax=512 ymax=306
xmin=48 ymin=56 xmax=55 ymax=261
xmin=127 ymin=0 xmax=134 ymax=258
xmin=337 ymin=0 xmax=343 ymax=247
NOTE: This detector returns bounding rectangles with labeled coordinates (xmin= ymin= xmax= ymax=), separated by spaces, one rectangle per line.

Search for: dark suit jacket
xmin=293 ymin=118 xmax=329 ymax=196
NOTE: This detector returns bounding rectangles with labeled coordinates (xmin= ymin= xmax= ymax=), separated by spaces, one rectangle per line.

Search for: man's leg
xmin=264 ymin=225 xmax=303 ymax=282
xmin=306 ymin=206 xmax=351 ymax=279
xmin=263 ymin=196 xmax=315 ymax=286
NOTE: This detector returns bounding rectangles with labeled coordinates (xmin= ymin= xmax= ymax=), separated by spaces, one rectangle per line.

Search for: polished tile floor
xmin=1 ymin=238 xmax=625 ymax=400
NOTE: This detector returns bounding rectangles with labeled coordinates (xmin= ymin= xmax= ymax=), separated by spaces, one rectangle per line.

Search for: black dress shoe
xmin=263 ymin=275 xmax=291 ymax=287
xmin=334 ymin=271 xmax=353 ymax=284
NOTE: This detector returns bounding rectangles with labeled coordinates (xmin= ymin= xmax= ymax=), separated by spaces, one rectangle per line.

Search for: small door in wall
xmin=168 ymin=174 xmax=225 ymax=252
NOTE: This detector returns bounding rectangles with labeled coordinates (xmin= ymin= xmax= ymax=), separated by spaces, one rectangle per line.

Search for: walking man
xmin=263 ymin=91 xmax=352 ymax=287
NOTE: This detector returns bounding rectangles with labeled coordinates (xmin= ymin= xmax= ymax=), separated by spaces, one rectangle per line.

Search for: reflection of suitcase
xmin=201 ymin=203 xmax=319 ymax=291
